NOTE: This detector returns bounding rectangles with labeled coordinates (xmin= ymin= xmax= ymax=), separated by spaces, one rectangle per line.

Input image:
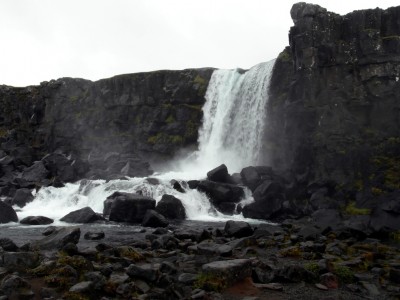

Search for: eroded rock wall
xmin=266 ymin=3 xmax=400 ymax=196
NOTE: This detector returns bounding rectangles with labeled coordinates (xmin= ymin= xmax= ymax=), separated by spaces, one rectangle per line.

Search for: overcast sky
xmin=1 ymin=0 xmax=398 ymax=87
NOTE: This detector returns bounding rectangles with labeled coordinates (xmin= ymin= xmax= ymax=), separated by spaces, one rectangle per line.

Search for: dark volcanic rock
xmin=20 ymin=216 xmax=54 ymax=225
xmin=224 ymin=220 xmax=253 ymax=238
xmin=21 ymin=161 xmax=49 ymax=183
xmin=60 ymin=206 xmax=104 ymax=224
xmin=155 ymin=194 xmax=186 ymax=220
xmin=11 ymin=188 xmax=34 ymax=208
xmin=142 ymin=210 xmax=169 ymax=228
xmin=0 ymin=238 xmax=18 ymax=252
xmin=104 ymin=192 xmax=156 ymax=223
xmin=30 ymin=227 xmax=81 ymax=250
xmin=202 ymin=259 xmax=252 ymax=286
xmin=0 ymin=201 xmax=18 ymax=223
xmin=84 ymin=231 xmax=105 ymax=240
xmin=207 ymin=164 xmax=229 ymax=183
xmin=197 ymin=180 xmax=244 ymax=205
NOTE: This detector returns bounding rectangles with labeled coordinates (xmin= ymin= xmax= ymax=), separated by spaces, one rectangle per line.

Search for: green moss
xmin=57 ymin=255 xmax=92 ymax=273
xmin=147 ymin=133 xmax=162 ymax=144
xmin=304 ymin=262 xmax=320 ymax=281
xmin=193 ymin=75 xmax=207 ymax=95
xmin=70 ymin=95 xmax=79 ymax=102
xmin=63 ymin=292 xmax=90 ymax=300
xmin=184 ymin=120 xmax=197 ymax=139
xmin=278 ymin=50 xmax=291 ymax=62
xmin=181 ymin=103 xmax=203 ymax=110
xmin=147 ymin=133 xmax=183 ymax=145
xmin=279 ymin=246 xmax=302 ymax=257
xmin=344 ymin=202 xmax=371 ymax=216
xmin=165 ymin=114 xmax=175 ymax=124
xmin=389 ymin=231 xmax=400 ymax=242
xmin=0 ymin=127 xmax=8 ymax=137
xmin=194 ymin=273 xmax=227 ymax=292
xmin=116 ymin=246 xmax=144 ymax=261
xmin=170 ymin=135 xmax=183 ymax=144
xmin=333 ymin=266 xmax=354 ymax=284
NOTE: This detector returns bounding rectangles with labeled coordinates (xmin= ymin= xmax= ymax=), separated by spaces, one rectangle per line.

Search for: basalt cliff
xmin=0 ymin=3 xmax=399 ymax=230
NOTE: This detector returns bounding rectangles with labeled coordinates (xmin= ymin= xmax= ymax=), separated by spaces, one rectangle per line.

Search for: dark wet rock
xmin=60 ymin=206 xmax=104 ymax=224
xmin=104 ymin=192 xmax=156 ymax=223
xmin=276 ymin=264 xmax=315 ymax=283
xmin=240 ymin=166 xmax=262 ymax=191
xmin=42 ymin=226 xmax=57 ymax=236
xmin=21 ymin=161 xmax=49 ymax=183
xmin=370 ymin=207 xmax=400 ymax=233
xmin=30 ymin=226 xmax=80 ymax=250
xmin=224 ymin=220 xmax=253 ymax=238
xmin=0 ymin=201 xmax=18 ymax=223
xmin=207 ymin=164 xmax=229 ymax=183
xmin=20 ymin=216 xmax=54 ymax=225
xmin=197 ymin=241 xmax=233 ymax=257
xmin=84 ymin=271 xmax=106 ymax=290
xmin=0 ymin=238 xmax=18 ymax=252
xmin=11 ymin=188 xmax=34 ymax=208
xmin=69 ymin=281 xmax=93 ymax=293
xmin=84 ymin=231 xmax=105 ymax=240
xmin=188 ymin=180 xmax=199 ymax=189
xmin=171 ymin=180 xmax=186 ymax=193
xmin=197 ymin=180 xmax=244 ymax=205
xmin=156 ymin=194 xmax=186 ymax=220
xmin=0 ymin=274 xmax=32 ymax=297
xmin=42 ymin=152 xmax=86 ymax=183
xmin=389 ymin=268 xmax=400 ymax=284
xmin=126 ymin=263 xmax=159 ymax=282
xmin=142 ymin=210 xmax=169 ymax=228
xmin=202 ymin=259 xmax=252 ymax=286
xmin=1 ymin=252 xmax=40 ymax=269
xmin=320 ymin=272 xmax=339 ymax=289
xmin=312 ymin=209 xmax=342 ymax=230
xmin=216 ymin=202 xmax=236 ymax=215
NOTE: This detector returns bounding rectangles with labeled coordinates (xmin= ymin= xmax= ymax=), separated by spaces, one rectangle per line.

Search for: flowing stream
xmin=17 ymin=59 xmax=276 ymax=223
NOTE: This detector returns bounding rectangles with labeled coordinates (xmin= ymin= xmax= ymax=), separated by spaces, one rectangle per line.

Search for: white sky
xmin=1 ymin=0 xmax=398 ymax=87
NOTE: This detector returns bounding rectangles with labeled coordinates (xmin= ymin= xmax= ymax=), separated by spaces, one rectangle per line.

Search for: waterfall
xmin=16 ymin=59 xmax=276 ymax=223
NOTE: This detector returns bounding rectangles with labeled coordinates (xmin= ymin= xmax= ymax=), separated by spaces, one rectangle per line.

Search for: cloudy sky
xmin=1 ymin=0 xmax=398 ymax=86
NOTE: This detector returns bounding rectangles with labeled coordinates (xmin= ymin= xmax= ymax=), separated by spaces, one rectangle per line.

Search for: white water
xmin=17 ymin=60 xmax=275 ymax=223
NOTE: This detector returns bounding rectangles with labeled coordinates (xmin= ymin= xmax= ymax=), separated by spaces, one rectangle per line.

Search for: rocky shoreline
xmin=0 ymin=217 xmax=399 ymax=300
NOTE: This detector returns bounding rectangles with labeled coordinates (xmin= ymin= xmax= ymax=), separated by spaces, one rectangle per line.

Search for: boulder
xmin=104 ymin=192 xmax=156 ymax=223
xmin=142 ymin=210 xmax=169 ymax=228
xmin=2 ymin=252 xmax=40 ymax=269
xmin=126 ymin=263 xmax=159 ymax=282
xmin=202 ymin=259 xmax=252 ymax=286
xmin=30 ymin=227 xmax=81 ymax=251
xmin=224 ymin=220 xmax=254 ymax=238
xmin=197 ymin=180 xmax=244 ymax=205
xmin=0 ymin=275 xmax=32 ymax=297
xmin=155 ymin=194 xmax=186 ymax=220
xmin=240 ymin=166 xmax=262 ymax=191
xmin=11 ymin=188 xmax=34 ymax=208
xmin=242 ymin=195 xmax=284 ymax=220
xmin=0 ymin=201 xmax=18 ymax=223
xmin=0 ymin=238 xmax=18 ymax=252
xmin=312 ymin=209 xmax=342 ymax=231
xmin=20 ymin=216 xmax=54 ymax=225
xmin=21 ymin=161 xmax=49 ymax=183
xmin=216 ymin=202 xmax=236 ymax=215
xmin=60 ymin=207 xmax=104 ymax=224
xmin=84 ymin=231 xmax=105 ymax=240
xmin=207 ymin=164 xmax=229 ymax=183
xmin=187 ymin=180 xmax=199 ymax=189
xmin=171 ymin=180 xmax=185 ymax=193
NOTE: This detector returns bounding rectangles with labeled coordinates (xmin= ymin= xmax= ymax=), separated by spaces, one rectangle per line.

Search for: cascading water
xmin=17 ymin=59 xmax=276 ymax=223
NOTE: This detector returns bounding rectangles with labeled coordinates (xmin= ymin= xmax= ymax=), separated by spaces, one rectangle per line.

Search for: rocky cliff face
xmin=0 ymin=68 xmax=213 ymax=184
xmin=266 ymin=3 xmax=400 ymax=201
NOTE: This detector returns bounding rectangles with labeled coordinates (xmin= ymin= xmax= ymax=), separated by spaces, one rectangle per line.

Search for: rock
xmin=42 ymin=226 xmax=57 ymax=236
xmin=188 ymin=180 xmax=199 ymax=189
xmin=2 ymin=252 xmax=40 ymax=269
xmin=142 ymin=210 xmax=169 ymax=228
xmin=20 ymin=216 xmax=54 ymax=225
xmin=178 ymin=273 xmax=198 ymax=284
xmin=216 ymin=202 xmax=237 ymax=215
xmin=202 ymin=259 xmax=252 ymax=286
xmin=171 ymin=180 xmax=185 ymax=193
xmin=11 ymin=188 xmax=34 ymax=208
xmin=197 ymin=180 xmax=244 ymax=205
xmin=104 ymin=192 xmax=156 ymax=223
xmin=0 ymin=274 xmax=31 ymax=297
xmin=207 ymin=164 xmax=229 ymax=183
xmin=60 ymin=206 xmax=104 ymax=224
xmin=370 ymin=208 xmax=400 ymax=233
xmin=126 ymin=264 xmax=159 ymax=282
xmin=0 ymin=201 xmax=18 ymax=223
xmin=84 ymin=231 xmax=105 ymax=240
xmin=312 ymin=209 xmax=342 ymax=230
xmin=69 ymin=281 xmax=93 ymax=293
xmin=42 ymin=152 xmax=84 ymax=183
xmin=315 ymin=283 xmax=328 ymax=291
xmin=30 ymin=226 xmax=80 ymax=250
xmin=21 ymin=161 xmax=49 ymax=183
xmin=224 ymin=220 xmax=254 ymax=238
xmin=155 ymin=194 xmax=186 ymax=220
xmin=253 ymin=283 xmax=284 ymax=291
xmin=389 ymin=268 xmax=400 ymax=284
xmin=0 ymin=238 xmax=18 ymax=252
xmin=240 ymin=167 xmax=262 ymax=192
xmin=276 ymin=265 xmax=315 ymax=283
xmin=320 ymin=272 xmax=338 ymax=289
